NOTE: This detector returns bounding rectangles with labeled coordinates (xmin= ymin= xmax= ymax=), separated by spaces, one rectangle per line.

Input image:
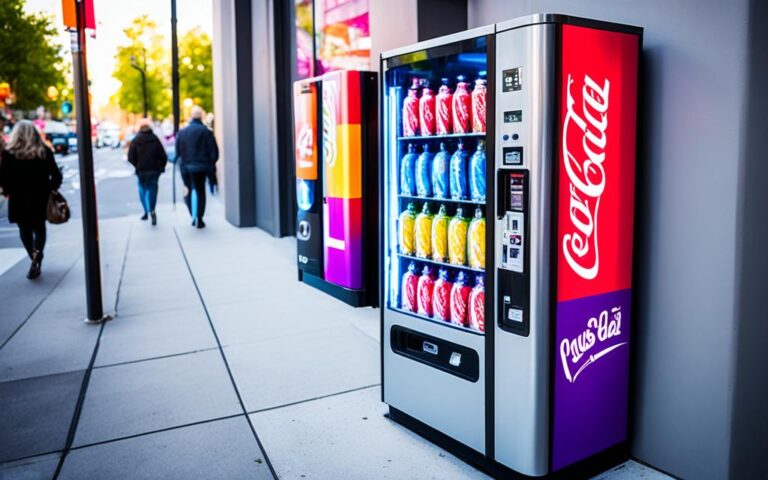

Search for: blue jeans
xmin=137 ymin=173 xmax=160 ymax=214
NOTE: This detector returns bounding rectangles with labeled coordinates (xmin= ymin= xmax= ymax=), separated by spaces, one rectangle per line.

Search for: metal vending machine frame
xmin=379 ymin=14 xmax=642 ymax=478
xmin=294 ymin=71 xmax=380 ymax=308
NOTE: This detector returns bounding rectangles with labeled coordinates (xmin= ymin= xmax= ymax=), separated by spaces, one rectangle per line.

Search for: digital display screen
xmin=504 ymin=110 xmax=522 ymax=123
xmin=502 ymin=67 xmax=522 ymax=92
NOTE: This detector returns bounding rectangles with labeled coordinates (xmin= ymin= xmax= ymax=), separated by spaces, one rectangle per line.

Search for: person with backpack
xmin=176 ymin=106 xmax=218 ymax=229
xmin=0 ymin=120 xmax=62 ymax=279
xmin=127 ymin=119 xmax=167 ymax=225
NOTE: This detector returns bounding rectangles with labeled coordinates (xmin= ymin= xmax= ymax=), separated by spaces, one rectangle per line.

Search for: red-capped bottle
xmin=417 ymin=265 xmax=435 ymax=317
xmin=402 ymin=78 xmax=420 ymax=137
xmin=401 ymin=261 xmax=418 ymax=312
xmin=419 ymin=80 xmax=436 ymax=136
xmin=432 ymin=268 xmax=452 ymax=322
xmin=468 ymin=274 xmax=485 ymax=333
xmin=450 ymin=271 xmax=472 ymax=327
xmin=435 ymin=78 xmax=453 ymax=135
xmin=452 ymin=75 xmax=472 ymax=134
xmin=472 ymin=72 xmax=487 ymax=133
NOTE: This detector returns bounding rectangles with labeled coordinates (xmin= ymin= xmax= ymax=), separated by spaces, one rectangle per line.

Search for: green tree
xmin=0 ymin=0 xmax=66 ymax=111
xmin=113 ymin=16 xmax=171 ymax=119
xmin=179 ymin=27 xmax=213 ymax=114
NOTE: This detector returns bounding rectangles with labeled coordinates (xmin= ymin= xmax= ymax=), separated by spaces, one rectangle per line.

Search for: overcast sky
xmin=25 ymin=0 xmax=213 ymax=111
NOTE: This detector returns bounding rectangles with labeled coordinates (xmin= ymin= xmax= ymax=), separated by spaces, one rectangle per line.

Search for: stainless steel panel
xmin=383 ymin=308 xmax=486 ymax=454
xmin=493 ymin=23 xmax=556 ymax=477
xmin=380 ymin=24 xmax=495 ymax=60
xmin=495 ymin=13 xmax=568 ymax=34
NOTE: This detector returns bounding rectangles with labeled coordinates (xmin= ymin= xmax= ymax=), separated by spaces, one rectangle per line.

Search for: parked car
xmin=96 ymin=126 xmax=121 ymax=149
xmin=44 ymin=121 xmax=70 ymax=155
xmin=67 ymin=132 xmax=78 ymax=154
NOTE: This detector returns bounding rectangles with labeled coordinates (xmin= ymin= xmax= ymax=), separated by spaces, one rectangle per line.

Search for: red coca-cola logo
xmin=561 ymin=74 xmax=610 ymax=281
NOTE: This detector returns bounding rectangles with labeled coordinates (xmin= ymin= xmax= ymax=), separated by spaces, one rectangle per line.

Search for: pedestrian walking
xmin=0 ymin=120 xmax=62 ymax=279
xmin=176 ymin=106 xmax=218 ymax=229
xmin=127 ymin=119 xmax=167 ymax=225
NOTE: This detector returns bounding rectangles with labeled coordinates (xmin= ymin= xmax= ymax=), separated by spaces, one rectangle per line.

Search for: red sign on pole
xmin=62 ymin=0 xmax=95 ymax=30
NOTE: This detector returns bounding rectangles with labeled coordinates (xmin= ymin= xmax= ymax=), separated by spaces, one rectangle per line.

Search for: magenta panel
xmin=323 ymin=197 xmax=363 ymax=289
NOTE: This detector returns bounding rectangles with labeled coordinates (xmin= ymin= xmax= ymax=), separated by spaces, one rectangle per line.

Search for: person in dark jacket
xmin=128 ymin=119 xmax=167 ymax=225
xmin=176 ymin=106 xmax=219 ymax=228
xmin=0 ymin=120 xmax=62 ymax=279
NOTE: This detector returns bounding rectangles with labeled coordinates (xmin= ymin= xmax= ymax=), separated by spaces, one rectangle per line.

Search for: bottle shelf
xmin=391 ymin=306 xmax=484 ymax=336
xmin=398 ymin=194 xmax=486 ymax=207
xmin=397 ymin=252 xmax=485 ymax=275
xmin=397 ymin=132 xmax=486 ymax=142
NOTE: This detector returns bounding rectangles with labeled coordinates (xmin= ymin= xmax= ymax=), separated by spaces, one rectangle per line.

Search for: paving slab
xmin=115 ymin=280 xmax=199 ymax=317
xmin=0 ymin=371 xmax=84 ymax=463
xmin=250 ymin=386 xmax=488 ymax=479
xmin=96 ymin=306 xmax=216 ymax=367
xmin=0 ymin=453 xmax=60 ymax=480
xmin=225 ymin=326 xmax=379 ymax=413
xmin=592 ymin=461 xmax=674 ymax=480
xmin=60 ymin=417 xmax=273 ymax=480
xmin=73 ymin=349 xmax=241 ymax=447
xmin=0 ymin=248 xmax=26 ymax=277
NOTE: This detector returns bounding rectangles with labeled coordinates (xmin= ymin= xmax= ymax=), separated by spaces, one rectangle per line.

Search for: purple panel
xmin=323 ymin=197 xmax=363 ymax=289
xmin=552 ymin=288 xmax=631 ymax=470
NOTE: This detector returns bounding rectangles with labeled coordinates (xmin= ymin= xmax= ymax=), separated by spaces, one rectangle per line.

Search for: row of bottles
xmin=401 ymin=262 xmax=485 ymax=333
xmin=399 ymin=203 xmax=486 ymax=270
xmin=401 ymin=141 xmax=486 ymax=201
xmin=402 ymin=74 xmax=487 ymax=137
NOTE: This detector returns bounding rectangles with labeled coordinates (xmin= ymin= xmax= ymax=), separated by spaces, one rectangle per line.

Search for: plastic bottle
xmin=472 ymin=72 xmax=487 ymax=133
xmin=431 ymin=204 xmax=449 ymax=262
xmin=468 ymin=207 xmax=486 ymax=270
xmin=402 ymin=78 xmax=420 ymax=137
xmin=417 ymin=265 xmax=435 ymax=317
xmin=414 ymin=202 xmax=434 ymax=259
xmin=401 ymin=261 xmax=418 ymax=312
xmin=468 ymin=274 xmax=485 ymax=332
xmin=450 ymin=142 xmax=469 ymax=200
xmin=448 ymin=206 xmax=470 ymax=266
xmin=432 ymin=142 xmax=451 ymax=199
xmin=452 ymin=75 xmax=472 ymax=134
xmin=435 ymin=78 xmax=453 ymax=135
xmin=398 ymin=202 xmax=417 ymax=255
xmin=415 ymin=144 xmax=434 ymax=198
xmin=469 ymin=140 xmax=486 ymax=202
xmin=450 ymin=271 xmax=472 ymax=327
xmin=419 ymin=80 xmax=436 ymax=136
xmin=400 ymin=143 xmax=418 ymax=196
xmin=433 ymin=268 xmax=452 ymax=322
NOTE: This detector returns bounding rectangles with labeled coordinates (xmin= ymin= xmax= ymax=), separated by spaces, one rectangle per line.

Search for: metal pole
xmin=71 ymin=0 xmax=106 ymax=323
xmin=141 ymin=69 xmax=148 ymax=118
xmin=171 ymin=0 xmax=180 ymax=207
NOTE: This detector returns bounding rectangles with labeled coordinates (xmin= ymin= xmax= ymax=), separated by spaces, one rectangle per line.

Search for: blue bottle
xmin=469 ymin=140 xmax=486 ymax=201
xmin=415 ymin=144 xmax=434 ymax=197
xmin=432 ymin=142 xmax=450 ymax=199
xmin=400 ymin=143 xmax=418 ymax=196
xmin=450 ymin=141 xmax=469 ymax=200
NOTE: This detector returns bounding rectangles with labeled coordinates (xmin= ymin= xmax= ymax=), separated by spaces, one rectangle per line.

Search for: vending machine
xmin=380 ymin=14 xmax=641 ymax=477
xmin=293 ymin=70 xmax=379 ymax=307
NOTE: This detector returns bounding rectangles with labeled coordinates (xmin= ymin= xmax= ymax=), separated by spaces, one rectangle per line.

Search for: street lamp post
xmin=130 ymin=52 xmax=148 ymax=118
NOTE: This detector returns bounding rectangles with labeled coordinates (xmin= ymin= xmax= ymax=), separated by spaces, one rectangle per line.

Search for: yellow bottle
xmin=448 ymin=207 xmax=470 ymax=266
xmin=468 ymin=207 xmax=486 ymax=269
xmin=399 ymin=202 xmax=417 ymax=255
xmin=431 ymin=204 xmax=449 ymax=262
xmin=415 ymin=202 xmax=434 ymax=258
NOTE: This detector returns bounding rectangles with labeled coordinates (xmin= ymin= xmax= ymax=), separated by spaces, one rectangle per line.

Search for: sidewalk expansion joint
xmin=52 ymin=223 xmax=133 ymax=479
xmin=91 ymin=346 xmax=221 ymax=370
xmin=247 ymin=384 xmax=382 ymax=416
xmin=174 ymin=227 xmax=279 ymax=480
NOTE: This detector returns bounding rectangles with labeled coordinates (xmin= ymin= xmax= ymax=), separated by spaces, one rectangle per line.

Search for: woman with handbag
xmin=0 ymin=120 xmax=63 ymax=279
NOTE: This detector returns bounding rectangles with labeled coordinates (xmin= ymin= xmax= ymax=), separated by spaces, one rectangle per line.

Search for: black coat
xmin=0 ymin=148 xmax=62 ymax=224
xmin=176 ymin=119 xmax=219 ymax=175
xmin=128 ymin=129 xmax=167 ymax=177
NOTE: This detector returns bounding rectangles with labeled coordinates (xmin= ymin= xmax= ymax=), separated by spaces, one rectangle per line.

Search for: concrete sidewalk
xmin=0 ymin=201 xmax=668 ymax=479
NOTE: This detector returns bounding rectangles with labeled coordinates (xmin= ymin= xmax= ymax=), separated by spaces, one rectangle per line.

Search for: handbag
xmin=47 ymin=190 xmax=70 ymax=224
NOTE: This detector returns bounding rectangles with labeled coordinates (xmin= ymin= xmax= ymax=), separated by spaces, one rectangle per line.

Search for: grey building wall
xmin=468 ymin=1 xmax=763 ymax=479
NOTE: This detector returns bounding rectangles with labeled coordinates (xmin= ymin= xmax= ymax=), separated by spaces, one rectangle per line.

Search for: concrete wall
xmin=369 ymin=0 xmax=419 ymax=71
xmin=468 ymin=1 xmax=757 ymax=478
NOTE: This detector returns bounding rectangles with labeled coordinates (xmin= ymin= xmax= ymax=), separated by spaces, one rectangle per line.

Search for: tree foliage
xmin=179 ymin=27 xmax=213 ymax=114
xmin=113 ymin=16 xmax=171 ymax=119
xmin=0 ymin=0 xmax=67 ymax=111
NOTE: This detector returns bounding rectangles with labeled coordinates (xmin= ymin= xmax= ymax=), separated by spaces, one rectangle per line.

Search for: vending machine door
xmin=294 ymin=78 xmax=324 ymax=277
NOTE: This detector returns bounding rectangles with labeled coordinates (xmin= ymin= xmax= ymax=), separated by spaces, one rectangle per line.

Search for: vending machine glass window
xmin=383 ymin=37 xmax=489 ymax=336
